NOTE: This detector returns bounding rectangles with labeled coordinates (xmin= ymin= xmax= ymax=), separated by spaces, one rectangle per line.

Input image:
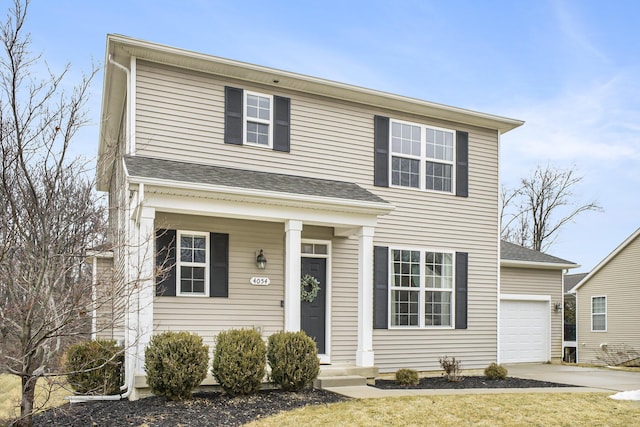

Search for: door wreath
xmin=300 ymin=274 xmax=321 ymax=303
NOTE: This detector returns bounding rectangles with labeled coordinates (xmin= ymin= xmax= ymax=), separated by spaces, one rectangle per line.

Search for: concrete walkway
xmin=324 ymin=363 xmax=640 ymax=399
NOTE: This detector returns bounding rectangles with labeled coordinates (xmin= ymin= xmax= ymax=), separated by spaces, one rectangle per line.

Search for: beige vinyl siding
xmin=576 ymin=235 xmax=640 ymax=364
xmin=135 ymin=60 xmax=502 ymax=371
xmin=500 ymin=267 xmax=564 ymax=360
xmin=94 ymin=256 xmax=125 ymax=342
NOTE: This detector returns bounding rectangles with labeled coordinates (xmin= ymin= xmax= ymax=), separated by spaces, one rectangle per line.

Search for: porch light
xmin=256 ymin=249 xmax=267 ymax=269
xmin=554 ymin=302 xmax=562 ymax=313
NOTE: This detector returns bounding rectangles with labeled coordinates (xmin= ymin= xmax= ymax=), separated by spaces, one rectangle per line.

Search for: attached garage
xmin=499 ymin=297 xmax=550 ymax=363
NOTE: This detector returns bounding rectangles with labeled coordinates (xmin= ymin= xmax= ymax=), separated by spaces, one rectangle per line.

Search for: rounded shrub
xmin=65 ymin=339 xmax=123 ymax=395
xmin=395 ymin=368 xmax=419 ymax=386
xmin=212 ymin=328 xmax=267 ymax=396
xmin=144 ymin=331 xmax=209 ymax=400
xmin=267 ymin=330 xmax=320 ymax=391
xmin=484 ymin=362 xmax=508 ymax=380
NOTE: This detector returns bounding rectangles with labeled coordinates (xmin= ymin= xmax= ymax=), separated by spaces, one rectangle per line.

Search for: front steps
xmin=314 ymin=364 xmax=378 ymax=389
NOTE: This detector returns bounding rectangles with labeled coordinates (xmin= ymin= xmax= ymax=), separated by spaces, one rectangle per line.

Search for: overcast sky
xmin=18 ymin=0 xmax=640 ymax=272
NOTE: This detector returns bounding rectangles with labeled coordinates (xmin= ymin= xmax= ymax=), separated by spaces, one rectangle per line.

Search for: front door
xmin=301 ymin=257 xmax=326 ymax=355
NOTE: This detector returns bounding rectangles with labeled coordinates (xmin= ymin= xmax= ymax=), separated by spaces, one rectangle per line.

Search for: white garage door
xmin=500 ymin=299 xmax=549 ymax=363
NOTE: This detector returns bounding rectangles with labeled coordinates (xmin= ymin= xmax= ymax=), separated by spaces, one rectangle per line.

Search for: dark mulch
xmin=373 ymin=375 xmax=580 ymax=390
xmin=32 ymin=388 xmax=348 ymax=427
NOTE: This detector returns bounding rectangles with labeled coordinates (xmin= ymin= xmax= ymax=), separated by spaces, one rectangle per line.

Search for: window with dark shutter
xmin=155 ymin=229 xmax=177 ymax=296
xmin=374 ymin=116 xmax=390 ymax=187
xmin=455 ymin=252 xmax=468 ymax=329
xmin=455 ymin=131 xmax=469 ymax=197
xmin=373 ymin=246 xmax=389 ymax=329
xmin=273 ymin=95 xmax=290 ymax=152
xmin=210 ymin=233 xmax=229 ymax=297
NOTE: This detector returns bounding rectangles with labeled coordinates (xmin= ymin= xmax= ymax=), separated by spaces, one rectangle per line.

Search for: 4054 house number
xmin=250 ymin=277 xmax=270 ymax=286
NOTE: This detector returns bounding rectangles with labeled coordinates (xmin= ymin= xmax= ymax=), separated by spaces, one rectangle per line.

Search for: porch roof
xmin=500 ymin=240 xmax=579 ymax=270
xmin=125 ymin=155 xmax=389 ymax=206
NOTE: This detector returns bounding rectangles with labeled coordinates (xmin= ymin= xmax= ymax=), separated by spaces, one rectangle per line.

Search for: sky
xmin=14 ymin=0 xmax=640 ymax=273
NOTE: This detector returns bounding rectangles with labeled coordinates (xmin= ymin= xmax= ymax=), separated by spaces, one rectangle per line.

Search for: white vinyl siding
xmin=135 ymin=60 xmax=501 ymax=372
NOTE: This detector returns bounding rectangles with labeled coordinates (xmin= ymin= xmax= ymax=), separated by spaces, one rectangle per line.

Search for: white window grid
xmin=389 ymin=119 xmax=456 ymax=193
xmin=244 ymin=91 xmax=273 ymax=148
xmin=177 ymin=230 xmax=209 ymax=297
xmin=389 ymin=248 xmax=455 ymax=328
xmin=591 ymin=295 xmax=607 ymax=332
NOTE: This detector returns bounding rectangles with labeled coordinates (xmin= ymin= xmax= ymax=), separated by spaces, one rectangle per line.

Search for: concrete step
xmin=314 ymin=375 xmax=368 ymax=388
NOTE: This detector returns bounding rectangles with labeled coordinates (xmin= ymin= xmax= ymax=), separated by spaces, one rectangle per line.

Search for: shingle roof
xmin=564 ymin=273 xmax=588 ymax=293
xmin=500 ymin=240 xmax=576 ymax=266
xmin=124 ymin=156 xmax=388 ymax=204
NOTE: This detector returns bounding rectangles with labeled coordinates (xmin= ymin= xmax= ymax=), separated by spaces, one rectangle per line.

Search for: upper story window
xmin=390 ymin=248 xmax=454 ymax=328
xmin=245 ymin=92 xmax=273 ymax=147
xmin=591 ymin=296 xmax=606 ymax=331
xmin=178 ymin=231 xmax=209 ymax=296
xmin=390 ymin=120 xmax=455 ymax=193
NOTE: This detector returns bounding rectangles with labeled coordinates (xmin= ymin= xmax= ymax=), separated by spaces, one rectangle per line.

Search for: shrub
xmin=144 ymin=331 xmax=209 ymax=400
xmin=439 ymin=356 xmax=462 ymax=382
xmin=267 ymin=331 xmax=320 ymax=391
xmin=484 ymin=362 xmax=508 ymax=380
xmin=212 ymin=328 xmax=267 ymax=396
xmin=65 ymin=340 xmax=123 ymax=395
xmin=395 ymin=368 xmax=419 ymax=386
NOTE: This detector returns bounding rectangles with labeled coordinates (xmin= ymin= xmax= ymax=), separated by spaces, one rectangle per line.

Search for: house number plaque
xmin=250 ymin=277 xmax=270 ymax=286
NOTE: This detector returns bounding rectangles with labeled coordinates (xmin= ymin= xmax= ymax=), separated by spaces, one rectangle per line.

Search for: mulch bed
xmin=32 ymin=388 xmax=347 ymax=427
xmin=32 ymin=377 xmax=580 ymax=426
xmin=373 ymin=375 xmax=579 ymax=389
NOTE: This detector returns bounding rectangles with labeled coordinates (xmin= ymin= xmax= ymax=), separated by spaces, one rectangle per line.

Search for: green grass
xmin=247 ymin=393 xmax=640 ymax=427
xmin=0 ymin=374 xmax=68 ymax=423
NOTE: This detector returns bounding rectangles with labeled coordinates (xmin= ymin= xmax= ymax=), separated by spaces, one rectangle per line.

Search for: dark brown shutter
xmin=374 ymin=115 xmax=389 ymax=187
xmin=155 ymin=229 xmax=176 ymax=296
xmin=456 ymin=131 xmax=469 ymax=197
xmin=224 ymin=86 xmax=243 ymax=145
xmin=210 ymin=233 xmax=229 ymax=297
xmin=273 ymin=95 xmax=290 ymax=152
xmin=455 ymin=252 xmax=468 ymax=329
xmin=373 ymin=246 xmax=389 ymax=329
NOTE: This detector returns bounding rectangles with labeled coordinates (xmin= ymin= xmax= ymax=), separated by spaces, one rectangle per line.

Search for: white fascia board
xmin=572 ymin=227 xmax=640 ymax=293
xmin=500 ymin=259 xmax=580 ymax=270
xmin=128 ymin=176 xmax=394 ymax=217
xmin=143 ymin=191 xmax=382 ymax=229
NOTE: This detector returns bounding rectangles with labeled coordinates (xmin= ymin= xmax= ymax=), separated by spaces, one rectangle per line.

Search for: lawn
xmin=247 ymin=393 xmax=640 ymax=427
xmin=0 ymin=374 xmax=68 ymax=423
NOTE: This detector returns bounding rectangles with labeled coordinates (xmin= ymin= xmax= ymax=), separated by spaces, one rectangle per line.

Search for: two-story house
xmin=97 ymin=35 xmax=523 ymax=399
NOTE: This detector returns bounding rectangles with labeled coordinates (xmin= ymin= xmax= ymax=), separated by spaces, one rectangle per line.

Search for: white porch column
xmin=356 ymin=226 xmax=375 ymax=367
xmin=284 ymin=220 xmax=303 ymax=332
xmin=134 ymin=206 xmax=156 ymax=374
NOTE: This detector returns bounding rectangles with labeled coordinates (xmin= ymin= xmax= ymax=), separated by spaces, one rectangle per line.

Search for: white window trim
xmin=591 ymin=295 xmax=607 ymax=332
xmin=388 ymin=246 xmax=455 ymax=329
xmin=243 ymin=90 xmax=273 ymax=148
xmin=388 ymin=119 xmax=456 ymax=194
xmin=176 ymin=230 xmax=209 ymax=297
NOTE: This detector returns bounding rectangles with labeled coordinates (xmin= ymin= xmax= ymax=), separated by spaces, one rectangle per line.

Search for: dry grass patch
xmin=247 ymin=393 xmax=640 ymax=427
xmin=0 ymin=374 xmax=68 ymax=423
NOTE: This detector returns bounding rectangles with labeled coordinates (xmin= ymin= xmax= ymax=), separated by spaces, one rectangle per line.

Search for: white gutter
xmin=500 ymin=259 xmax=580 ymax=270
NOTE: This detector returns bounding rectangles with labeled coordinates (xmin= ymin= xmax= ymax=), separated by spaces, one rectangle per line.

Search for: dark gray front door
xmin=301 ymin=257 xmax=326 ymax=354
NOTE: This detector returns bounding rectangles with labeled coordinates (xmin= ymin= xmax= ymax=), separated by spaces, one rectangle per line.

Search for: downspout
xmin=91 ymin=255 xmax=97 ymax=341
xmin=68 ymin=55 xmax=135 ymax=403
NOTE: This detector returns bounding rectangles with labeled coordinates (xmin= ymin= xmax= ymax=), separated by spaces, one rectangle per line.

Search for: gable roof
xmin=98 ymin=34 xmax=524 ymax=191
xmin=500 ymin=240 xmax=578 ymax=269
xmin=124 ymin=156 xmax=391 ymax=212
xmin=572 ymin=227 xmax=640 ymax=292
xmin=564 ymin=273 xmax=588 ymax=293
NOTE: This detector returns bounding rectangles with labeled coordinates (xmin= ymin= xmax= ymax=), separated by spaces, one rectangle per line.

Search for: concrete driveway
xmin=506 ymin=363 xmax=640 ymax=392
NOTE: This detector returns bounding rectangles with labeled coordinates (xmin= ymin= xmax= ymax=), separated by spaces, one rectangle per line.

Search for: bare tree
xmin=0 ymin=1 xmax=103 ymax=425
xmin=501 ymin=165 xmax=602 ymax=252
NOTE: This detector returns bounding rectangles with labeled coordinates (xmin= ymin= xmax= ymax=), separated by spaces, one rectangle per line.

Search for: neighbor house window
xmin=244 ymin=91 xmax=273 ymax=147
xmin=178 ymin=231 xmax=209 ymax=296
xmin=390 ymin=249 xmax=454 ymax=327
xmin=390 ymin=120 xmax=455 ymax=193
xmin=591 ymin=296 xmax=606 ymax=331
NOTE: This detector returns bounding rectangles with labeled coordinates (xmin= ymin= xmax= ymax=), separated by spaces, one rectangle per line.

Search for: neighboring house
xmin=499 ymin=241 xmax=578 ymax=364
xmin=562 ymin=272 xmax=588 ymax=363
xmin=572 ymin=228 xmax=640 ymax=365
xmin=97 ymin=35 xmax=525 ymax=399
